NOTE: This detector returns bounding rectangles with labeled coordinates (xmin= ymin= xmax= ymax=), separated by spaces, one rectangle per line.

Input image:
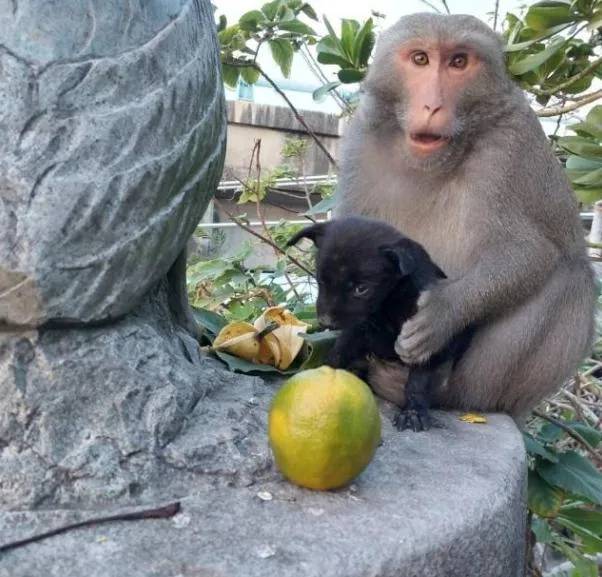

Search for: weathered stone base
xmin=0 ymin=280 xmax=273 ymax=510
xmin=0 ymin=280 xmax=526 ymax=576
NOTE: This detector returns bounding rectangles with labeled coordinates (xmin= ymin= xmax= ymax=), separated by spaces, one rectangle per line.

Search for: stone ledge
xmin=0 ymin=410 xmax=526 ymax=577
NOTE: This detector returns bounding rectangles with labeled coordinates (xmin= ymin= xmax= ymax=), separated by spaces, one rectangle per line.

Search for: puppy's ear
xmin=286 ymin=222 xmax=329 ymax=248
xmin=379 ymin=240 xmax=419 ymax=278
xmin=380 ymin=239 xmax=447 ymax=289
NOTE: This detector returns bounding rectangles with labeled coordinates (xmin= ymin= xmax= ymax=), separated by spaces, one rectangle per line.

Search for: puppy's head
xmin=287 ymin=217 xmax=429 ymax=329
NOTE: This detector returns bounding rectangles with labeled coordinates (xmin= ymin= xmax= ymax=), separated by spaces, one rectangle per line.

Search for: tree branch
xmin=536 ymin=89 xmax=602 ymax=117
xmin=529 ymin=56 xmax=602 ymax=97
xmin=225 ymin=60 xmax=338 ymax=168
xmin=213 ymin=198 xmax=315 ymax=277
xmin=532 ymin=409 xmax=602 ymax=466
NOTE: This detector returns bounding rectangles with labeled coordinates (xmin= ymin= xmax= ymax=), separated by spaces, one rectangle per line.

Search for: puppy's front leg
xmin=393 ymin=366 xmax=433 ymax=432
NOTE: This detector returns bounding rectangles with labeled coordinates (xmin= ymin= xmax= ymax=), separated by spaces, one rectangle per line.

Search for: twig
xmin=532 ymin=409 xmax=602 ymax=466
xmin=250 ymin=141 xmax=303 ymax=301
xmin=536 ymin=90 xmax=602 ymax=117
xmin=0 ymin=502 xmax=180 ymax=553
xmin=492 ymin=0 xmax=500 ymax=32
xmin=529 ymin=56 xmax=602 ymax=97
xmin=225 ymin=60 xmax=337 ymax=168
xmin=214 ymin=198 xmax=315 ymax=277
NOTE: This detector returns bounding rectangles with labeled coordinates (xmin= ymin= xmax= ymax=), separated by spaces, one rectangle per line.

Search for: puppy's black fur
xmin=287 ymin=216 xmax=474 ymax=431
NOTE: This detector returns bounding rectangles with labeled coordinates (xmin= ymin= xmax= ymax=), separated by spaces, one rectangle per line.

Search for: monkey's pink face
xmin=396 ymin=43 xmax=482 ymax=157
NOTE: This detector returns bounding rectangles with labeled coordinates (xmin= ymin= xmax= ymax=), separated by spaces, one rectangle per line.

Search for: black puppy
xmin=287 ymin=216 xmax=473 ymax=431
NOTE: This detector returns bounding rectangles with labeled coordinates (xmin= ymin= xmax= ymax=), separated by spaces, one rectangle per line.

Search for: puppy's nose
xmin=318 ymin=314 xmax=335 ymax=329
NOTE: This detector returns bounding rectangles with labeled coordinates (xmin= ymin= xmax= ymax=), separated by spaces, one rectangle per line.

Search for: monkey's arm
xmin=397 ymin=156 xmax=578 ymax=365
xmin=397 ymin=229 xmax=566 ymax=364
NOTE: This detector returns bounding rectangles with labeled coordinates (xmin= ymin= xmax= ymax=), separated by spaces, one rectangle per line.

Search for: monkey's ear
xmin=286 ymin=222 xmax=329 ymax=248
xmin=379 ymin=240 xmax=418 ymax=278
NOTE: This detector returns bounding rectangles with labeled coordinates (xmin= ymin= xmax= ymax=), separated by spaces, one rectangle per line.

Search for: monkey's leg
xmin=439 ymin=261 xmax=596 ymax=416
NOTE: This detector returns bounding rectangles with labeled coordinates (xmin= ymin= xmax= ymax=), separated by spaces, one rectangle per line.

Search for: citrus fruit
xmin=268 ymin=366 xmax=381 ymax=490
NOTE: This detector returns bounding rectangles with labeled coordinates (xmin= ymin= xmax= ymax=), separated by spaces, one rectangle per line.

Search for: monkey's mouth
xmin=409 ymin=132 xmax=450 ymax=153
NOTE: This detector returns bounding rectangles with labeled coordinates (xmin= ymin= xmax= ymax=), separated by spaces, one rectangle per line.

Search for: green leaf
xmin=261 ymin=0 xmax=283 ymax=21
xmin=304 ymin=192 xmax=337 ymax=215
xmin=278 ymin=19 xmax=316 ymax=35
xmin=558 ymin=507 xmax=602 ymax=554
xmin=340 ymin=19 xmax=360 ymax=60
xmin=316 ymin=37 xmax=354 ymax=68
xmin=323 ymin=16 xmax=343 ymax=52
xmin=538 ymin=451 xmax=602 ymax=505
xmin=217 ymin=14 xmax=227 ymax=32
xmin=524 ymin=432 xmax=559 ymax=462
xmin=539 ymin=421 xmax=565 ymax=443
xmin=505 ymin=22 xmax=573 ymax=52
xmin=528 ymin=469 xmax=565 ymax=517
xmin=300 ymin=3 xmax=318 ymax=20
xmin=508 ymin=38 xmax=566 ymax=75
xmin=240 ymin=65 xmax=261 ymax=84
xmin=313 ymin=81 xmax=341 ymax=102
xmin=191 ymin=307 xmax=229 ymax=336
xmin=556 ymin=515 xmax=602 ymax=554
xmin=269 ymin=39 xmax=294 ymax=77
xmin=357 ymin=21 xmax=375 ymax=68
xmin=214 ymin=350 xmax=294 ymax=375
xmin=525 ymin=2 xmax=575 ymax=31
xmin=564 ymin=422 xmax=602 ymax=448
xmin=531 ymin=516 xmax=554 ymax=544
xmin=575 ymin=187 xmax=602 ymax=204
xmin=573 ymin=167 xmax=602 ymax=187
xmin=239 ymin=9 xmax=265 ymax=32
xmin=221 ymin=63 xmax=240 ymax=88
xmin=558 ymin=136 xmax=602 ymax=160
xmin=298 ymin=330 xmax=339 ymax=370
xmin=338 ymin=68 xmax=365 ymax=83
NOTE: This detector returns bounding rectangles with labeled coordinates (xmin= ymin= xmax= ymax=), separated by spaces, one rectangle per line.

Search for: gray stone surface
xmin=0 ymin=0 xmax=225 ymax=326
xmin=0 ymin=397 xmax=526 ymax=577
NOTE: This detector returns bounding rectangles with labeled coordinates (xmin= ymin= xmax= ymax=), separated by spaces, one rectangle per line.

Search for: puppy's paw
xmin=393 ymin=407 xmax=431 ymax=432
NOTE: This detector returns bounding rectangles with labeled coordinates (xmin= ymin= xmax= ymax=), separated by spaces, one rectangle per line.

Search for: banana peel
xmin=212 ymin=307 xmax=310 ymax=370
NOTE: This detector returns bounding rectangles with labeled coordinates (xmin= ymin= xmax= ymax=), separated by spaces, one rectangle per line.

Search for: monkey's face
xmin=363 ymin=14 xmax=510 ymax=170
xmin=394 ymin=43 xmax=482 ymax=159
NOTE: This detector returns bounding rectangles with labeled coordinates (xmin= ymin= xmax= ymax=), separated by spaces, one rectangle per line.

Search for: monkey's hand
xmin=395 ymin=286 xmax=459 ymax=364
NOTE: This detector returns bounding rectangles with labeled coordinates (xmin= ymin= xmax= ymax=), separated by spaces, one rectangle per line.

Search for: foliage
xmin=312 ymin=17 xmax=376 ymax=100
xmin=559 ymin=105 xmax=602 ymax=204
xmin=218 ymin=0 xmax=319 ymax=87
xmin=524 ymin=375 xmax=602 ymax=575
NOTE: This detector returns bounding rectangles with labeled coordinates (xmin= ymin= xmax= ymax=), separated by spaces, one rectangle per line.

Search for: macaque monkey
xmin=336 ymin=13 xmax=597 ymax=416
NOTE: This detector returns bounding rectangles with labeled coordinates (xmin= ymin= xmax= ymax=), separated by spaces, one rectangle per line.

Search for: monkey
xmin=335 ymin=13 xmax=597 ymax=418
xmin=287 ymin=216 xmax=474 ymax=431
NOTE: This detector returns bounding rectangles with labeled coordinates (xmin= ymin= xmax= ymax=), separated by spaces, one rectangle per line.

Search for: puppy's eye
xmin=353 ymin=284 xmax=370 ymax=297
xmin=411 ymin=51 xmax=429 ymax=66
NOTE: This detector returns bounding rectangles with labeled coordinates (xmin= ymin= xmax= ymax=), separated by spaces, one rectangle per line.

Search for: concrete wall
xmin=196 ymin=101 xmax=341 ymax=268
xmin=223 ymin=100 xmax=341 ymax=179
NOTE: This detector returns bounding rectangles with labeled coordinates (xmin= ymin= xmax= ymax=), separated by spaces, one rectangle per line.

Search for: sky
xmin=215 ymin=0 xmax=525 ymax=33
xmin=214 ymin=0 xmax=527 ymax=113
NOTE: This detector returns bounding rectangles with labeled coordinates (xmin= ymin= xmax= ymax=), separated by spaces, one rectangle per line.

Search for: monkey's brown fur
xmin=337 ymin=13 xmax=597 ymax=417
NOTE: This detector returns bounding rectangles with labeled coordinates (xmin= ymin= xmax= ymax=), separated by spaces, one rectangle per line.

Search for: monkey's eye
xmin=450 ymin=53 xmax=468 ymax=69
xmin=411 ymin=51 xmax=429 ymax=66
xmin=353 ymin=284 xmax=370 ymax=297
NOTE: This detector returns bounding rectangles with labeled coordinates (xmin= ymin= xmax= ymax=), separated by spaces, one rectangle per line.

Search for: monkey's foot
xmin=394 ymin=408 xmax=431 ymax=432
